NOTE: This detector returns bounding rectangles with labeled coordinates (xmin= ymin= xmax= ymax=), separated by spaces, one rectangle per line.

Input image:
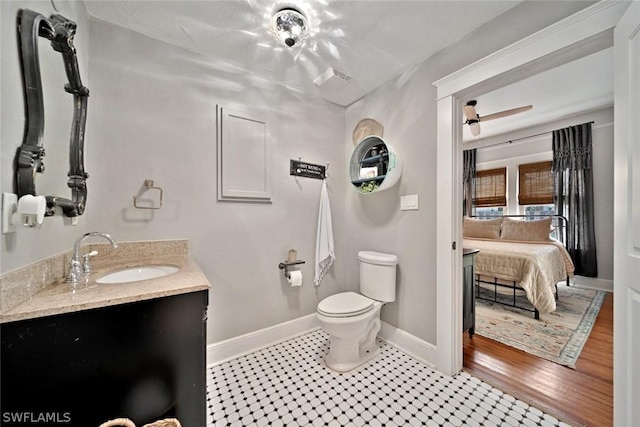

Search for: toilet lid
xmin=317 ymin=292 xmax=375 ymax=318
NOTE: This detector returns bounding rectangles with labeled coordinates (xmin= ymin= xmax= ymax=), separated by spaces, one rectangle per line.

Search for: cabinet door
xmin=1 ymin=291 xmax=208 ymax=427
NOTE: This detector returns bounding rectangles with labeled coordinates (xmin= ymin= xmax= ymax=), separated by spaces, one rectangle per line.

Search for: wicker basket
xmin=143 ymin=419 xmax=182 ymax=427
xmin=99 ymin=419 xmax=135 ymax=427
xmin=99 ymin=418 xmax=181 ymax=427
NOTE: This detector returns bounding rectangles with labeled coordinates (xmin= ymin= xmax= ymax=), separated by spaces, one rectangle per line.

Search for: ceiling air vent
xmin=314 ymin=67 xmax=352 ymax=91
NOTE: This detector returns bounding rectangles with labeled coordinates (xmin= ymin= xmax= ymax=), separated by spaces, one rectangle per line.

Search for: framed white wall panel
xmin=217 ymin=106 xmax=271 ymax=202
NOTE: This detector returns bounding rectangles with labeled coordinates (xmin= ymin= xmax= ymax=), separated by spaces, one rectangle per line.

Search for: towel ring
xmin=133 ymin=179 xmax=163 ymax=210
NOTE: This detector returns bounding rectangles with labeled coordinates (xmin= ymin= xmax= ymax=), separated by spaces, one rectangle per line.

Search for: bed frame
xmin=470 ymin=214 xmax=571 ymax=320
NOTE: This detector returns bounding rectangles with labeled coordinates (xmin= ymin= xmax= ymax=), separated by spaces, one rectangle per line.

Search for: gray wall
xmin=84 ymin=19 xmax=347 ymax=343
xmin=343 ymin=1 xmax=593 ymax=345
xmin=1 ymin=1 xmax=593 ymax=347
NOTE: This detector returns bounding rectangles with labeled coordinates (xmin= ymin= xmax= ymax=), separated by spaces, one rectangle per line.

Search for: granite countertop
xmin=0 ymin=239 xmax=211 ymax=324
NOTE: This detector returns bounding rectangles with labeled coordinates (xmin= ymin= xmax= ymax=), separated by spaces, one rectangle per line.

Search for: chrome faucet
xmin=65 ymin=232 xmax=118 ymax=284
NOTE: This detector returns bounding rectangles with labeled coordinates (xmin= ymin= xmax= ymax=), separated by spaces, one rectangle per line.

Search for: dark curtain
xmin=552 ymin=122 xmax=597 ymax=277
xmin=463 ymin=149 xmax=476 ymax=217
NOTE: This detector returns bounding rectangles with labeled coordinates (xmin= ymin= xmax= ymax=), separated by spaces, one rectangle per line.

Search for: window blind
xmin=474 ymin=167 xmax=506 ymax=207
xmin=518 ymin=161 xmax=553 ymax=205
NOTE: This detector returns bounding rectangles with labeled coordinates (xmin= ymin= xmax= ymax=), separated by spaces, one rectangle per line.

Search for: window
xmin=518 ymin=161 xmax=553 ymax=205
xmin=524 ymin=204 xmax=555 ymax=218
xmin=475 ymin=206 xmax=504 ymax=218
xmin=474 ymin=167 xmax=507 ymax=207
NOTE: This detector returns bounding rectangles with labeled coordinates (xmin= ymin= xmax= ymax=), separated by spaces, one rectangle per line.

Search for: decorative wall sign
xmin=290 ymin=160 xmax=326 ymax=180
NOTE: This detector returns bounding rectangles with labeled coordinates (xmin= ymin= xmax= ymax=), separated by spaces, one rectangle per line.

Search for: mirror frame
xmin=15 ymin=8 xmax=89 ymax=217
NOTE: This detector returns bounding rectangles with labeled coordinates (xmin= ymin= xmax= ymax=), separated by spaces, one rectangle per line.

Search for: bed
xmin=462 ymin=215 xmax=575 ymax=319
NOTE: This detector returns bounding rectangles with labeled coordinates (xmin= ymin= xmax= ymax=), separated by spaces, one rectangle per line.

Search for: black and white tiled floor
xmin=206 ymin=329 xmax=571 ymax=427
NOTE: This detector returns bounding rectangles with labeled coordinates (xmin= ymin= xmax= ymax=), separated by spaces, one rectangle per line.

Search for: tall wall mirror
xmin=15 ymin=8 xmax=89 ymax=217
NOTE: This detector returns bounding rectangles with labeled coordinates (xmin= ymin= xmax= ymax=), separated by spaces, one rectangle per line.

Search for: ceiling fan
xmin=464 ymin=100 xmax=533 ymax=136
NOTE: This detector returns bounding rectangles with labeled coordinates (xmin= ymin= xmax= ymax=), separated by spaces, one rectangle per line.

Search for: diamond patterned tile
xmin=207 ymin=329 xmax=570 ymax=426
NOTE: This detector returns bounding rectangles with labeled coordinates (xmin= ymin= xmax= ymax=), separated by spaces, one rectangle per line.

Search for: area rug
xmin=475 ymin=284 xmax=607 ymax=368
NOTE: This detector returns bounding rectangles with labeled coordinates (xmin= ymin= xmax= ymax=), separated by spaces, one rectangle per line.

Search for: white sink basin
xmin=97 ymin=265 xmax=180 ymax=284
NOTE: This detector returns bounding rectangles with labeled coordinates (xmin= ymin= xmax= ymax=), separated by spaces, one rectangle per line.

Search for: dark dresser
xmin=463 ymin=248 xmax=479 ymax=338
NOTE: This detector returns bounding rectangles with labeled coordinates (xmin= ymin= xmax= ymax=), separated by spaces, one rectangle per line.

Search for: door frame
xmin=432 ymin=0 xmax=628 ymax=376
xmin=613 ymin=3 xmax=640 ymax=426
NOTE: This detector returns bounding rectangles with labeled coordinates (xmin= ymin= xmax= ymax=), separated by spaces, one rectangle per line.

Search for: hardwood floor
xmin=463 ymin=291 xmax=613 ymax=427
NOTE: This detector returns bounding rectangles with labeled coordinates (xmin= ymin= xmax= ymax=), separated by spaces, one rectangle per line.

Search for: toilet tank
xmin=358 ymin=251 xmax=398 ymax=302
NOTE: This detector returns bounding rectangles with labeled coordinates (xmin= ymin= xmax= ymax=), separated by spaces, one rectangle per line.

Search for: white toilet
xmin=316 ymin=251 xmax=398 ymax=372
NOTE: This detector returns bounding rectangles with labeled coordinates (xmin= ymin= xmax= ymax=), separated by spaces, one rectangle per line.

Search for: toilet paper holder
xmin=278 ymin=260 xmax=305 ymax=279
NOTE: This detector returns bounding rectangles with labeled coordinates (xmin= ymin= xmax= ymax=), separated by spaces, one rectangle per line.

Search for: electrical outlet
xmin=2 ymin=193 xmax=18 ymax=234
xmin=400 ymin=194 xmax=419 ymax=211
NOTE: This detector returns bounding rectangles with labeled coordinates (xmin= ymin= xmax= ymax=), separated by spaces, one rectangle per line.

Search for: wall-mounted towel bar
xmin=133 ymin=179 xmax=163 ymax=210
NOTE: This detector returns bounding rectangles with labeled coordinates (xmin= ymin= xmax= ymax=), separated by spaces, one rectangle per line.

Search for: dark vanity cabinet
xmin=1 ymin=290 xmax=208 ymax=427
xmin=463 ymin=248 xmax=479 ymax=338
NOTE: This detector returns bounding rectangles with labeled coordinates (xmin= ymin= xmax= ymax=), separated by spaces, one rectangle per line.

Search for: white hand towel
xmin=314 ymin=180 xmax=335 ymax=286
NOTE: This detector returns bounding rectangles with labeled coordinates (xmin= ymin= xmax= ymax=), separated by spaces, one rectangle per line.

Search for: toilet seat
xmin=317 ymin=292 xmax=375 ymax=318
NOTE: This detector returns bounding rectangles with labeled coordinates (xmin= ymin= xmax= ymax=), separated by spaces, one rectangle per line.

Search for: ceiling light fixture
xmin=271 ymin=7 xmax=309 ymax=48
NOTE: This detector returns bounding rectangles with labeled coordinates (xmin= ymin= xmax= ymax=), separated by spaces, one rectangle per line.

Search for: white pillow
xmin=463 ymin=217 xmax=502 ymax=239
xmin=500 ymin=217 xmax=552 ymax=242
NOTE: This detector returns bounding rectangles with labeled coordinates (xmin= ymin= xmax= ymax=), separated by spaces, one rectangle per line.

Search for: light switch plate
xmin=2 ymin=192 xmax=18 ymax=234
xmin=400 ymin=194 xmax=419 ymax=211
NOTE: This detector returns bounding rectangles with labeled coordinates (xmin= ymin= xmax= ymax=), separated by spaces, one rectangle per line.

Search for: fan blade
xmin=469 ymin=122 xmax=480 ymax=136
xmin=464 ymin=105 xmax=478 ymax=122
xmin=480 ymin=105 xmax=532 ymax=122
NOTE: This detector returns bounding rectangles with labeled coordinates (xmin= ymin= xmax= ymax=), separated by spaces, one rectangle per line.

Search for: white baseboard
xmin=207 ymin=314 xmax=320 ymax=367
xmin=379 ymin=321 xmax=437 ymax=368
xmin=206 ymin=315 xmax=437 ymax=370
xmin=571 ymin=275 xmax=613 ymax=292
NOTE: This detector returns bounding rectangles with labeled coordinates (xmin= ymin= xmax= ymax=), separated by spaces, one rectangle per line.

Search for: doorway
xmin=433 ymin=0 xmax=624 ymax=377
xmin=432 ymin=0 xmax=627 ymax=412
